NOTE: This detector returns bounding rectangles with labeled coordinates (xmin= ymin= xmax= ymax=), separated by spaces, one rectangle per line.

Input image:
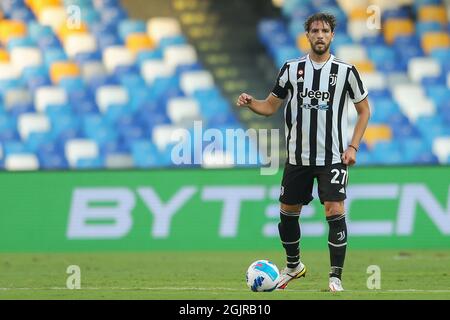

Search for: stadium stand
xmin=0 ymin=0 xmax=448 ymax=170
xmin=0 ymin=0 xmax=249 ymax=170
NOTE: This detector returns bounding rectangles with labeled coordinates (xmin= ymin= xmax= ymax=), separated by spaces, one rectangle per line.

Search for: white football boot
xmin=276 ymin=262 xmax=306 ymax=290
xmin=329 ymin=276 xmax=344 ymax=292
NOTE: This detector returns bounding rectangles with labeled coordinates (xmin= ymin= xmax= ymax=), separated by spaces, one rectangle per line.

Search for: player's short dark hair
xmin=304 ymin=13 xmax=337 ymax=32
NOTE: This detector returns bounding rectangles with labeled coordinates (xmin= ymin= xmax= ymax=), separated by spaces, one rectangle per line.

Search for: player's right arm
xmin=236 ymin=62 xmax=290 ymax=116
xmin=236 ymin=93 xmax=283 ymax=116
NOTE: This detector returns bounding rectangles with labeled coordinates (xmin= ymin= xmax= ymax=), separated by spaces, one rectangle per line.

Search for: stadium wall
xmin=0 ymin=166 xmax=449 ymax=252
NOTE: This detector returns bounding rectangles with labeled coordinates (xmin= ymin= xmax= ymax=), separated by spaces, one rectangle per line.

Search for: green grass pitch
xmin=0 ymin=250 xmax=449 ymax=299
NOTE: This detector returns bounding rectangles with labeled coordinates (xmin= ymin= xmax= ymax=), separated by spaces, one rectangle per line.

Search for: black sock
xmin=327 ymin=214 xmax=347 ymax=279
xmin=278 ymin=209 xmax=301 ymax=269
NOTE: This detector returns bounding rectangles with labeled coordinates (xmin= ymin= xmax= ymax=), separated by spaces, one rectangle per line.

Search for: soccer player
xmin=236 ymin=13 xmax=370 ymax=292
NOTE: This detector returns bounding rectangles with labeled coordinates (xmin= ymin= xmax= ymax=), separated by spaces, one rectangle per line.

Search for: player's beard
xmin=311 ymin=41 xmax=330 ymax=55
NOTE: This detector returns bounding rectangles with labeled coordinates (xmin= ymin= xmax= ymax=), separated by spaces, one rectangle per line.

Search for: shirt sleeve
xmin=347 ymin=66 xmax=368 ymax=103
xmin=271 ymin=62 xmax=290 ymax=99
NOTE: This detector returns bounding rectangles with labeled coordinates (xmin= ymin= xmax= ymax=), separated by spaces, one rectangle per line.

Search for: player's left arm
xmin=343 ymin=65 xmax=371 ymax=166
xmin=342 ymin=97 xmax=370 ymax=166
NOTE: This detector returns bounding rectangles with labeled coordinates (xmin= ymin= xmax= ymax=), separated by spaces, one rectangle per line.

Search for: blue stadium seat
xmin=76 ymin=157 xmax=105 ymax=169
xmin=10 ymin=6 xmax=34 ymax=22
xmin=37 ymin=151 xmax=68 ymax=169
xmin=416 ymin=21 xmax=443 ymax=37
xmin=26 ymin=132 xmax=53 ymax=152
xmin=118 ymin=19 xmax=146 ymax=41
xmin=131 ymin=140 xmax=160 ymax=168
xmin=7 ymin=37 xmax=35 ymax=50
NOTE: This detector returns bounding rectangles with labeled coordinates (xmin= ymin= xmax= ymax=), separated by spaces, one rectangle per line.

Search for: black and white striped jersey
xmin=272 ymin=54 xmax=368 ymax=166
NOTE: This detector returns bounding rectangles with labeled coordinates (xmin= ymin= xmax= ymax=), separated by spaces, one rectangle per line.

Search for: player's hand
xmin=341 ymin=148 xmax=356 ymax=166
xmin=236 ymin=93 xmax=253 ymax=107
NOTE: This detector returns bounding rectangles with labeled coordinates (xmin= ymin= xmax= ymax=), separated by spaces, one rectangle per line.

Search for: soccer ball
xmin=246 ymin=260 xmax=280 ymax=292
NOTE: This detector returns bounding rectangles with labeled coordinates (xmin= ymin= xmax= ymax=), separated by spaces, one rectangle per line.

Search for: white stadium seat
xmin=335 ymin=44 xmax=367 ymax=62
xmin=105 ymin=154 xmax=134 ymax=168
xmin=0 ymin=63 xmax=20 ymax=80
xmin=81 ymin=61 xmax=107 ymax=82
xmin=180 ymin=70 xmax=214 ymax=95
xmin=147 ymin=17 xmax=181 ymax=44
xmin=408 ymin=57 xmax=441 ymax=83
xmin=5 ymin=154 xmax=39 ymax=171
xmin=65 ymin=34 xmax=97 ymax=58
xmin=18 ymin=113 xmax=50 ymax=140
xmin=4 ymin=89 xmax=33 ymax=110
xmin=96 ymin=85 xmax=129 ymax=113
xmin=11 ymin=47 xmax=42 ymax=74
xmin=140 ymin=60 xmax=174 ymax=85
xmin=347 ymin=20 xmax=379 ymax=42
xmin=38 ymin=7 xmax=67 ymax=31
xmin=65 ymin=139 xmax=99 ymax=168
xmin=360 ymin=72 xmax=386 ymax=90
xmin=152 ymin=124 xmax=189 ymax=151
xmin=432 ymin=137 xmax=450 ymax=164
xmin=35 ymin=86 xmax=68 ymax=113
xmin=392 ymin=84 xmax=436 ymax=122
xmin=167 ymin=97 xmax=201 ymax=124
xmin=386 ymin=72 xmax=411 ymax=88
xmin=164 ymin=44 xmax=197 ymax=68
xmin=103 ymin=46 xmax=136 ymax=73
xmin=202 ymin=150 xmax=235 ymax=168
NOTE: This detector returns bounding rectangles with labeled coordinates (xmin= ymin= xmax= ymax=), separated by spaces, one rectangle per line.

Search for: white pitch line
xmin=0 ymin=287 xmax=450 ymax=293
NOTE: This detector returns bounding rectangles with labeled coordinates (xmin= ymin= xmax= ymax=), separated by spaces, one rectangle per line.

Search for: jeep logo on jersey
xmin=300 ymin=88 xmax=330 ymax=101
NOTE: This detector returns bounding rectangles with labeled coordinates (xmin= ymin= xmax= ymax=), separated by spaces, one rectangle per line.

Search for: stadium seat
xmin=50 ymin=61 xmax=80 ymax=84
xmin=418 ymin=5 xmax=448 ymax=26
xmin=81 ymin=61 xmax=107 ymax=82
xmin=0 ymin=20 xmax=27 ymax=44
xmin=363 ymin=125 xmax=392 ymax=146
xmin=35 ymin=86 xmax=68 ymax=112
xmin=65 ymin=138 xmax=99 ymax=167
xmin=360 ymin=72 xmax=386 ymax=91
xmin=57 ymin=22 xmax=89 ymax=43
xmin=118 ymin=19 xmax=146 ymax=41
xmin=432 ymin=136 xmax=450 ymax=163
xmin=140 ymin=60 xmax=174 ymax=85
xmin=296 ymin=34 xmax=309 ymax=52
xmin=105 ymin=153 xmax=133 ymax=168
xmin=4 ymin=88 xmax=33 ymax=110
xmin=125 ymin=33 xmax=154 ymax=54
xmin=102 ymin=45 xmax=136 ymax=73
xmin=335 ymin=44 xmax=367 ymax=62
xmin=421 ymin=32 xmax=450 ymax=54
xmin=152 ymin=124 xmax=188 ymax=151
xmin=0 ymin=63 xmax=20 ymax=81
xmin=4 ymin=153 xmax=39 ymax=170
xmin=352 ymin=60 xmax=375 ymax=73
xmin=180 ymin=70 xmax=214 ymax=96
xmin=202 ymin=149 xmax=234 ymax=168
xmin=64 ymin=33 xmax=97 ymax=58
xmin=383 ymin=19 xmax=415 ymax=44
xmin=147 ymin=17 xmax=181 ymax=44
xmin=95 ymin=85 xmax=129 ymax=113
xmin=17 ymin=113 xmax=51 ymax=140
xmin=38 ymin=6 xmax=67 ymax=31
xmin=347 ymin=20 xmax=379 ymax=42
xmin=408 ymin=57 xmax=442 ymax=83
xmin=392 ymin=83 xmax=436 ymax=122
xmin=10 ymin=47 xmax=43 ymax=74
xmin=164 ymin=44 xmax=197 ymax=68
xmin=167 ymin=97 xmax=201 ymax=124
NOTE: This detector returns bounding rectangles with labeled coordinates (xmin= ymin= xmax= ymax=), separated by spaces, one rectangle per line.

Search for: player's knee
xmin=324 ymin=201 xmax=344 ymax=216
xmin=280 ymin=202 xmax=302 ymax=214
